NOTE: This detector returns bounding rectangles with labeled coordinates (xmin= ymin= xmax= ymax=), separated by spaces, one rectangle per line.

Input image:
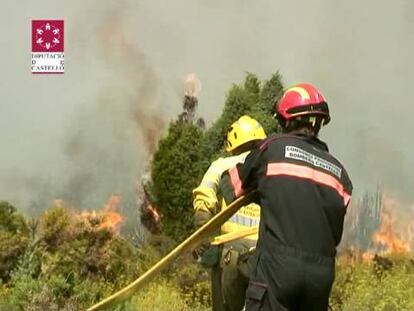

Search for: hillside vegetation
xmin=1 ymin=73 xmax=412 ymax=310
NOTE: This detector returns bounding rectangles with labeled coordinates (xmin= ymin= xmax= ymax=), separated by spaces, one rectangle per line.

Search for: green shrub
xmin=37 ymin=205 xmax=138 ymax=284
xmin=0 ymin=202 xmax=30 ymax=282
xmin=129 ymin=278 xmax=209 ymax=311
xmin=331 ymin=257 xmax=414 ymax=311
xmin=171 ymin=259 xmax=211 ymax=309
xmin=7 ymin=273 xmax=111 ymax=310
xmin=0 ymin=203 xmax=144 ymax=310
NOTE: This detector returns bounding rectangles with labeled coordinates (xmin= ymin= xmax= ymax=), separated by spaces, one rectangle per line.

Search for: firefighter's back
xmin=257 ymin=133 xmax=352 ymax=256
xmin=248 ymin=133 xmax=352 ymax=310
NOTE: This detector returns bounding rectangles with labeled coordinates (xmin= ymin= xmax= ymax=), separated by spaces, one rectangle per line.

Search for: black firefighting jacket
xmin=221 ymin=133 xmax=353 ymax=258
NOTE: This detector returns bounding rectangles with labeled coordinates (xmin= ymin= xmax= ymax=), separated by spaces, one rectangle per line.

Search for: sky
xmin=0 ymin=0 xmax=413 ymax=217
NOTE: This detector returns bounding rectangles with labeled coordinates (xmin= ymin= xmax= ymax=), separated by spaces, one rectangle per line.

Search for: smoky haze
xmin=0 ymin=0 xmax=413 ymax=216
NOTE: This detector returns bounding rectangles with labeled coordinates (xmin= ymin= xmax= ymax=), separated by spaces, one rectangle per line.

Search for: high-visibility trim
xmin=266 ymin=162 xmax=351 ymax=206
xmin=200 ymin=179 xmax=217 ymax=189
xmin=343 ymin=192 xmax=351 ymax=207
xmin=286 ymin=86 xmax=310 ymax=100
xmin=229 ymin=167 xmax=244 ymax=197
xmin=228 ymin=213 xmax=260 ymax=227
xmin=221 ymin=222 xmax=258 ymax=241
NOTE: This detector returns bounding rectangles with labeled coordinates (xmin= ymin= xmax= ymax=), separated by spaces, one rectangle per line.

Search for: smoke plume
xmin=0 ymin=0 xmax=413 ymax=217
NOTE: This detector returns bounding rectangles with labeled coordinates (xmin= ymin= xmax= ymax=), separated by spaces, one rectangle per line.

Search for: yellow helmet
xmin=225 ymin=115 xmax=267 ymax=152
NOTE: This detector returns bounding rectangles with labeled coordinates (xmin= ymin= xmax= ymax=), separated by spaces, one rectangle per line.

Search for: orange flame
xmin=372 ymin=210 xmax=410 ymax=254
xmin=361 ymin=251 xmax=375 ymax=263
xmin=146 ymin=202 xmax=161 ymax=223
xmin=371 ymin=193 xmax=411 ymax=255
xmin=341 ymin=190 xmax=414 ymax=263
xmin=98 ymin=195 xmax=123 ymax=232
xmin=80 ymin=195 xmax=124 ymax=233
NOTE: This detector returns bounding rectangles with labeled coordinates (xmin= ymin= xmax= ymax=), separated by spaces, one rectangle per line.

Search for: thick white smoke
xmin=0 ymin=0 xmax=413 ymax=214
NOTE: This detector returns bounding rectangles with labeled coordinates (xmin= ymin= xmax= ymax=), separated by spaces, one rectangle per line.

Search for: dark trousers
xmin=211 ymin=264 xmax=226 ymax=311
xmin=212 ymin=243 xmax=252 ymax=311
xmin=221 ymin=253 xmax=250 ymax=311
xmin=245 ymin=248 xmax=335 ymax=311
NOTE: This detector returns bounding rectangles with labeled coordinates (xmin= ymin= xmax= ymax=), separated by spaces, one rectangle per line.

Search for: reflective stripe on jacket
xmin=192 ymin=152 xmax=260 ymax=241
xmin=222 ymin=133 xmax=353 ymax=256
xmin=220 ymin=200 xmax=259 ymax=241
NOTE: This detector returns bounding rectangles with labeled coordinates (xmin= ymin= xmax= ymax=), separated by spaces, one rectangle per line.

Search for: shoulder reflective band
xmin=200 ymin=179 xmax=217 ymax=189
xmin=229 ymin=167 xmax=244 ymax=198
xmin=266 ymin=162 xmax=351 ymax=206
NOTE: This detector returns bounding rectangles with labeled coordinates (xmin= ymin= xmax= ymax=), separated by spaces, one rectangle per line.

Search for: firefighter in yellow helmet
xmin=192 ymin=115 xmax=266 ymax=311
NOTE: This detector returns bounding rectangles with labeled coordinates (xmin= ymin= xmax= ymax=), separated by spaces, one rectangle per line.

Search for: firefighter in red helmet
xmin=221 ymin=83 xmax=352 ymax=310
xmin=275 ymin=83 xmax=331 ymax=132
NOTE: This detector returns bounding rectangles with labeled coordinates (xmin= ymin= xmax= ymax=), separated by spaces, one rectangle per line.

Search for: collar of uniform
xmin=293 ymin=133 xmax=329 ymax=152
xmin=258 ymin=133 xmax=329 ymax=152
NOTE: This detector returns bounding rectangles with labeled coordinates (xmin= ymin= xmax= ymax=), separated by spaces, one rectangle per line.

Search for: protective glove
xmin=192 ymin=209 xmax=219 ymax=267
xmin=192 ymin=241 xmax=210 ymax=261
xmin=194 ymin=209 xmax=213 ymax=227
xmin=192 ymin=242 xmax=220 ymax=268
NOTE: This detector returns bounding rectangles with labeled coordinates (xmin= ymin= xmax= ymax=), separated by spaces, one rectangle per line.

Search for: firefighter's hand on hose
xmin=194 ymin=208 xmax=214 ymax=227
xmin=192 ymin=242 xmax=220 ymax=268
xmin=192 ymin=241 xmax=210 ymax=261
xmin=192 ymin=208 xmax=212 ymax=261
xmin=192 ymin=208 xmax=219 ymax=267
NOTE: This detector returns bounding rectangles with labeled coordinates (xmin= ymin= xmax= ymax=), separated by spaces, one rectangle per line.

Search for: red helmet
xmin=276 ymin=83 xmax=330 ymax=125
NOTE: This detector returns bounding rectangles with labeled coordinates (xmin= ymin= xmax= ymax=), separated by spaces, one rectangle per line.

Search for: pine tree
xmin=200 ymin=72 xmax=284 ymax=169
xmin=253 ymin=71 xmax=284 ymax=135
xmin=151 ymin=120 xmax=204 ymax=241
xmin=151 ymin=72 xmax=284 ymax=241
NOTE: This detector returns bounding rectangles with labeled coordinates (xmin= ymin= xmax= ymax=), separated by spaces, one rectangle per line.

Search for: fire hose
xmin=87 ymin=192 xmax=255 ymax=311
xmin=210 ymin=227 xmax=258 ymax=246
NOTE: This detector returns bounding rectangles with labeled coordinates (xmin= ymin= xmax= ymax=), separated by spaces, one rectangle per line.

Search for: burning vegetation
xmin=137 ymin=73 xmax=204 ymax=236
xmin=372 ymin=209 xmax=410 ymax=255
xmin=0 ymin=196 xmax=142 ymax=310
xmin=1 ymin=71 xmax=413 ymax=309
xmin=80 ymin=194 xmax=124 ymax=233
xmin=341 ymin=189 xmax=413 ymax=262
xmin=330 ymin=190 xmax=414 ymax=310
xmin=137 ymin=166 xmax=162 ymax=235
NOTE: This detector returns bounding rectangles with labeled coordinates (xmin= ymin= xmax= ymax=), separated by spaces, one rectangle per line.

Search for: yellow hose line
xmin=210 ymin=227 xmax=258 ymax=245
xmin=87 ymin=192 xmax=254 ymax=311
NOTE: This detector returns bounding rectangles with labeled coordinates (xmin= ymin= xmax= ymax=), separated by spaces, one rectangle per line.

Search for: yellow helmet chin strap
xmin=309 ymin=116 xmax=317 ymax=127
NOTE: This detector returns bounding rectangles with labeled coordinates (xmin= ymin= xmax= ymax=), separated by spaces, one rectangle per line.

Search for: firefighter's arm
xmin=220 ymin=148 xmax=262 ymax=204
xmin=192 ymin=159 xmax=224 ymax=226
xmin=192 ymin=188 xmax=215 ymax=227
xmin=191 ymin=160 xmax=226 ymax=265
xmin=192 ymin=186 xmax=216 ymax=263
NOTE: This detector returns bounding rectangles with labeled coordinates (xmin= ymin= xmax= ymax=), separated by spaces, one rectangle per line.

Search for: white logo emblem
xmin=35 ymin=23 xmax=61 ymax=50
